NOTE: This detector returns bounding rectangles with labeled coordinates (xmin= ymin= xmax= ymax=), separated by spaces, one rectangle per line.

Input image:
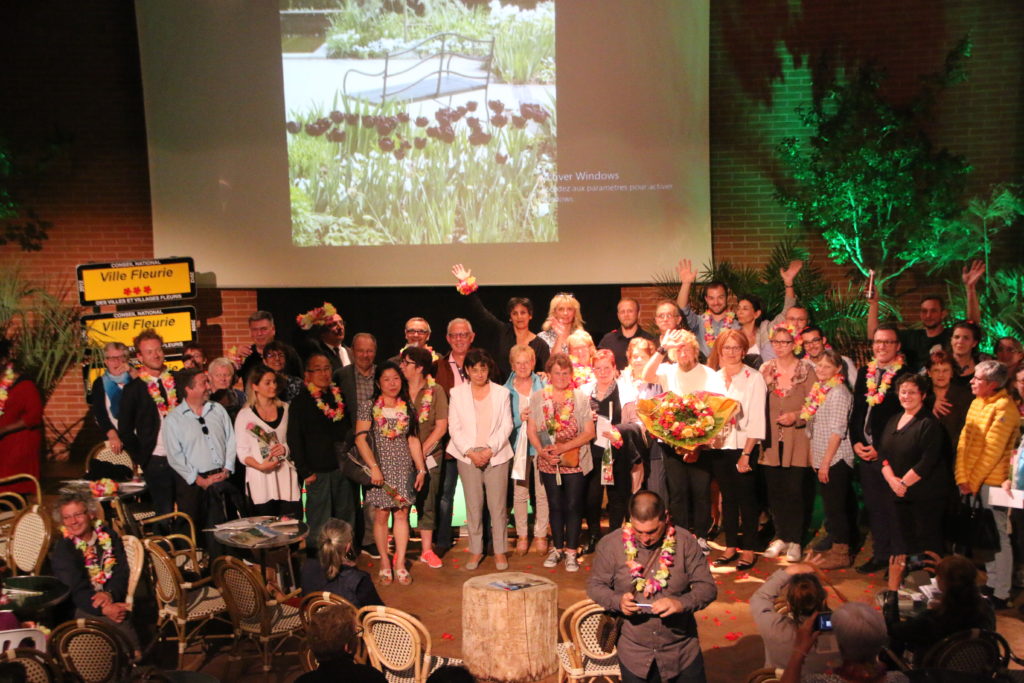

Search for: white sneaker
xmin=763 ymin=539 xmax=786 ymax=558
xmin=543 ymin=549 xmax=564 ymax=568
xmin=786 ymin=543 xmax=802 ymax=562
xmin=565 ymin=552 xmax=580 ymax=572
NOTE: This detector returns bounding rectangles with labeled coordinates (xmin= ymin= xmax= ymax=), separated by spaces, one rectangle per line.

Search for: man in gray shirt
xmin=587 ymin=491 xmax=716 ymax=682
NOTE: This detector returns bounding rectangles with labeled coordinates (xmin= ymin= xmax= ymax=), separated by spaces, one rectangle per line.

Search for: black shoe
xmin=988 ymin=595 xmax=1009 ymax=610
xmin=812 ymin=534 xmax=833 ymax=552
xmin=713 ymin=552 xmax=739 ymax=567
xmin=361 ymin=545 xmax=381 ymax=560
xmin=736 ymin=556 xmax=757 ymax=571
xmin=580 ymin=539 xmax=598 ymax=556
xmin=856 ymin=558 xmax=886 ymax=574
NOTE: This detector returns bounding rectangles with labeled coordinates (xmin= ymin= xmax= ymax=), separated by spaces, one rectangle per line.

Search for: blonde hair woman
xmin=538 ymin=293 xmax=585 ymax=354
xmin=299 ymin=518 xmax=382 ymax=608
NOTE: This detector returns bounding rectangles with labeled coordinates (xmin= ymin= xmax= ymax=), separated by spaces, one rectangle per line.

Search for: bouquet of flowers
xmin=89 ymin=478 xmax=119 ymax=497
xmin=246 ymin=423 xmax=289 ymax=464
xmin=296 ymin=302 xmax=338 ymax=331
xmin=346 ymin=454 xmax=411 ymax=506
xmin=637 ymin=391 xmax=739 ymax=454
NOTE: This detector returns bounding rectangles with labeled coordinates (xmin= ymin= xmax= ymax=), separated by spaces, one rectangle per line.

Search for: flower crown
xmin=296 ymin=302 xmax=339 ymax=331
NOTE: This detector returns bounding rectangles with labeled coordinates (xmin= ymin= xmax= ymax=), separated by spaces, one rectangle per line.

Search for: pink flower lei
xmin=455 ymin=276 xmax=479 ymax=295
xmin=623 ymin=523 xmax=676 ymax=598
xmin=800 ymin=373 xmax=843 ymax=421
xmin=0 ymin=363 xmax=15 ymax=419
xmin=143 ymin=370 xmax=177 ymax=417
xmin=542 ymin=384 xmax=575 ymax=436
xmin=373 ymin=396 xmax=410 ymax=439
xmin=702 ymin=311 xmax=736 ymax=347
xmin=865 ymin=355 xmax=904 ymax=406
xmin=416 ymin=377 xmax=437 ymax=423
xmin=306 ymin=382 xmax=345 ymax=422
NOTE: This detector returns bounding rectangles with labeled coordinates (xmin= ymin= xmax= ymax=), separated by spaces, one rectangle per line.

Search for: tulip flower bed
xmin=324 ymin=0 xmax=555 ymax=85
xmin=288 ymin=96 xmax=557 ymax=246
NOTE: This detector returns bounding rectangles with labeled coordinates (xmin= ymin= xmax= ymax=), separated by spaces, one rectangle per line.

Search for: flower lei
xmin=571 ymin=359 xmax=595 ymax=389
xmin=142 ymin=370 xmax=177 ymax=417
xmin=63 ymin=520 xmax=116 ymax=587
xmin=456 ymin=276 xmax=479 ymax=295
xmin=608 ymin=427 xmax=624 ymax=449
xmin=542 ymin=384 xmax=575 ymax=436
xmin=702 ymin=311 xmax=736 ymax=347
xmin=865 ymin=355 xmax=904 ymax=406
xmin=296 ymin=302 xmax=338 ymax=331
xmin=306 ymin=382 xmax=345 ymax=421
xmin=800 ymin=373 xmax=844 ymax=421
xmin=623 ymin=523 xmax=676 ymax=598
xmin=416 ymin=377 xmax=437 ymax=423
xmin=0 ymin=364 xmax=15 ymax=419
xmin=401 ymin=344 xmax=440 ymax=364
xmin=373 ymin=396 xmax=410 ymax=439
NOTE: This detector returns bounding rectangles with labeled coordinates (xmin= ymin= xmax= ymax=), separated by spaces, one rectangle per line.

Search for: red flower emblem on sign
xmin=123 ymin=288 xmax=131 ymax=295
xmin=143 ymin=286 xmax=152 ymax=294
xmin=133 ymin=287 xmax=141 ymax=294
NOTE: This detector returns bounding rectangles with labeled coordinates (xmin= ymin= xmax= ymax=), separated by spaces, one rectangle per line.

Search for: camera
xmin=814 ymin=611 xmax=833 ymax=632
xmin=905 ymin=553 xmax=929 ymax=571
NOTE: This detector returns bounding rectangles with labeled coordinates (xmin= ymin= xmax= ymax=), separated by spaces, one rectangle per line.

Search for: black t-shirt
xmin=899 ymin=327 xmax=951 ymax=372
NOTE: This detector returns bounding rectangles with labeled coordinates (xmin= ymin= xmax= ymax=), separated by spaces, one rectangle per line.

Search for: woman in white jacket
xmin=446 ymin=349 xmax=514 ymax=571
xmin=234 ymin=364 xmax=301 ymax=517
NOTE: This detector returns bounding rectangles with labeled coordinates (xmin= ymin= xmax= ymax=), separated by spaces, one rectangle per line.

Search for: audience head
xmin=703 ymin=280 xmax=729 ymax=315
xmin=372 ymin=360 xmax=411 ymax=404
xmin=735 ymin=295 xmax=763 ymax=327
xmin=1015 ymin=367 xmax=1024 ymax=406
xmin=175 ymin=367 xmax=210 ymax=403
xmin=546 ymin=353 xmax=574 ymax=390
xmin=592 ymin=349 xmax=618 ymax=383
xmin=404 ymin=317 xmax=431 ymax=347
xmin=919 ymin=296 xmax=947 ymax=331
xmin=935 ymin=554 xmax=982 ymax=614
xmin=995 ymin=336 xmax=1023 ymax=368
xmin=248 ymin=311 xmax=276 ymax=348
xmin=464 ymin=348 xmax=496 ymax=385
xmin=616 ymin=298 xmax=640 ymax=330
xmin=207 ymin=356 xmax=236 ymax=391
xmin=102 ymin=342 xmax=130 ymax=375
xmin=545 ymin=292 xmax=584 ymax=332
xmin=784 ymin=305 xmax=810 ymax=333
xmin=813 ymin=348 xmax=846 ymax=383
xmin=801 ymin=325 xmax=826 ymax=360
xmin=831 ymin=602 xmax=890 ymax=665
xmin=245 ymin=363 xmax=281 ymax=407
xmin=447 ymin=318 xmax=475 ymax=356
xmin=318 ymin=314 xmax=345 ymax=345
xmin=951 ymin=320 xmax=982 ymax=360
xmin=305 ymin=603 xmax=362 ymax=662
xmin=674 ymin=329 xmax=700 ymax=367
xmin=181 ymin=341 xmax=206 ymax=370
xmin=400 ymin=345 xmax=434 ymax=381
xmin=317 ymin=518 xmax=356 ymax=580
xmin=895 ymin=373 xmax=930 ymax=413
xmin=628 ymin=491 xmax=668 ymax=548
xmin=971 ymin=360 xmax=1007 ymax=398
xmin=706 ymin=328 xmax=748 ymax=370
xmin=305 ymin=353 xmax=334 ymax=390
xmin=506 ymin=298 xmax=534 ymax=332
xmin=262 ymin=341 xmax=289 ymax=374
xmin=925 ymin=351 xmax=954 ymax=390
xmin=654 ymin=300 xmax=681 ymax=334
xmin=351 ymin=333 xmax=378 ymax=373
xmin=133 ymin=329 xmax=166 ymax=372
xmin=626 ymin=337 xmax=657 ymax=377
xmin=769 ymin=324 xmax=797 ymax=358
xmin=53 ymin=490 xmax=100 ymax=536
xmin=785 ymin=573 xmax=828 ymax=621
xmin=567 ymin=330 xmax=596 ymax=365
xmin=509 ymin=344 xmax=536 ymax=379
xmin=872 ymin=323 xmax=901 ymax=364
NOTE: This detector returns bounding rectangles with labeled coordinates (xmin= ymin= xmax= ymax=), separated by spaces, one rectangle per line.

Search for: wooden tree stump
xmin=462 ymin=572 xmax=558 ymax=683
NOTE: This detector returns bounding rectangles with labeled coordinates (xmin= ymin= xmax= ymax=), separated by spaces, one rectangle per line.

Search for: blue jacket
xmin=504 ymin=373 xmax=545 ymax=456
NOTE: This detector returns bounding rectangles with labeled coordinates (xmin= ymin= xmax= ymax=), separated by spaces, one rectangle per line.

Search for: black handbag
xmin=337 ymin=435 xmax=371 ymax=486
xmin=952 ymin=493 xmax=1001 ymax=554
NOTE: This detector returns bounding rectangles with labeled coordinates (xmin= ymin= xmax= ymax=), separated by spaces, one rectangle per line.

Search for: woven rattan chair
xmin=83 ymin=441 xmax=137 ymax=478
xmin=0 ymin=473 xmax=43 ymax=562
xmin=918 ymin=628 xmax=1024 ymax=677
xmin=357 ymin=604 xmax=461 ymax=683
xmin=121 ymin=534 xmax=144 ymax=609
xmin=5 ymin=505 xmax=51 ymax=576
xmin=0 ymin=647 xmax=61 ymax=683
xmin=744 ymin=668 xmax=782 ymax=683
xmin=0 ymin=474 xmax=42 ymax=504
xmin=138 ymin=510 xmax=207 ymax=572
xmin=299 ymin=591 xmax=367 ymax=669
xmin=144 ymin=538 xmax=230 ymax=669
xmin=49 ymin=617 xmax=133 ymax=683
xmin=556 ymin=599 xmax=620 ymax=683
xmin=212 ymin=555 xmax=303 ymax=673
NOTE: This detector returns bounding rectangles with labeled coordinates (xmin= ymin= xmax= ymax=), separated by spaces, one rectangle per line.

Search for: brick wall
xmin=1 ymin=1 xmax=1021 ymax=461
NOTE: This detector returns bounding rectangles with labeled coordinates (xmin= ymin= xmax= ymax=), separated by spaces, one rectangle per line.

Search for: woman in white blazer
xmin=446 ymin=349 xmax=514 ymax=571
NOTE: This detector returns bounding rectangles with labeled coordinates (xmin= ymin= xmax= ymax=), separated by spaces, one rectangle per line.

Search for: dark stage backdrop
xmin=258 ymin=284 xmax=634 ymax=370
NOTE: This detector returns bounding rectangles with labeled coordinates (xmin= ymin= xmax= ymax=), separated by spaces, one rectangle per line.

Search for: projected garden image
xmin=280 ymin=0 xmax=556 ymax=246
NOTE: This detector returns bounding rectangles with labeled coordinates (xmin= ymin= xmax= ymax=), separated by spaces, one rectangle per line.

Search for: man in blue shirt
xmin=164 ymin=367 xmax=240 ymax=558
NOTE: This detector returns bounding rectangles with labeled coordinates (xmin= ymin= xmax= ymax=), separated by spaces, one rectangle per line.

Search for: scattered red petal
xmin=725 ymin=631 xmax=742 ymax=641
xmin=442 ymin=633 xmax=454 ymax=640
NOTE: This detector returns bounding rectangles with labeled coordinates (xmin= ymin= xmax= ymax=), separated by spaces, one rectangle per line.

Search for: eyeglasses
xmin=398 ymin=359 xmax=415 ymax=366
xmin=61 ymin=511 xmax=89 ymax=522
xmin=770 ymin=339 xmax=794 ymax=346
xmin=655 ymin=313 xmax=678 ymax=320
xmin=405 ymin=328 xmax=429 ymax=335
xmin=802 ymin=337 xmax=822 ymax=344
xmin=449 ymin=332 xmax=472 ymax=339
xmin=197 ymin=415 xmax=209 ymax=435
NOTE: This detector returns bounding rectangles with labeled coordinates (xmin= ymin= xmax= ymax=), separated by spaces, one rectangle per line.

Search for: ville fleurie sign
xmin=77 ymin=257 xmax=196 ymax=307
xmin=81 ymin=306 xmax=197 ymax=350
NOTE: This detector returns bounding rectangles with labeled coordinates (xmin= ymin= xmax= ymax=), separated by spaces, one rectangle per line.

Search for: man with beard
xmin=801 ymin=325 xmax=857 ymax=387
xmin=676 ymin=259 xmax=739 ymax=360
xmin=588 ymin=490 xmax=716 ymax=683
xmin=163 ymin=367 xmax=240 ymax=559
xmin=599 ymin=298 xmax=656 ymax=371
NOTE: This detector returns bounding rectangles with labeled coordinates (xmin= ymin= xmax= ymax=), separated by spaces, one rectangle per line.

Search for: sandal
xmin=394 ymin=558 xmax=412 ymax=585
xmin=532 ymin=537 xmax=549 ymax=555
xmin=378 ymin=566 xmax=393 ymax=586
xmin=515 ymin=537 xmax=529 ymax=556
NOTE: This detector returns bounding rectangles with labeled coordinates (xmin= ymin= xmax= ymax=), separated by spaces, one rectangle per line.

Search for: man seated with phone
xmin=587 ymin=490 xmax=717 ymax=683
xmin=750 ymin=563 xmax=835 ymax=674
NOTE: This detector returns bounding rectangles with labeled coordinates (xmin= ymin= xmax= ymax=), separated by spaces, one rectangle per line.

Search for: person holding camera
xmin=300 ymin=518 xmax=382 ymax=608
xmin=884 ymin=552 xmax=994 ymax=663
xmin=750 ymin=563 xmax=832 ymax=674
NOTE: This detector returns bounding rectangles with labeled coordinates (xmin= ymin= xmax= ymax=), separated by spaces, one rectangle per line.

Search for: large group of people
xmin=5 ymin=255 xmax=1017 ymax=681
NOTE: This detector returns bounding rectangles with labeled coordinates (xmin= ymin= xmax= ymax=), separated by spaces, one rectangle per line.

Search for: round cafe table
xmin=1 ymin=575 xmax=70 ymax=624
xmin=213 ymin=517 xmax=308 ymax=590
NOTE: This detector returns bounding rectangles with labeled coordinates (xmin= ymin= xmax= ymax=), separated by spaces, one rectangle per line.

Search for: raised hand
xmin=961 ymin=260 xmax=985 ymax=288
xmin=780 ymin=259 xmax=803 ymax=286
xmin=451 ymin=264 xmax=471 ymax=281
xmin=676 ymin=258 xmax=697 ymax=284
